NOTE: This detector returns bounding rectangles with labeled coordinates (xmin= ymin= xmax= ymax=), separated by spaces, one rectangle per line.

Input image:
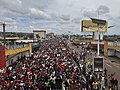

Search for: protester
xmin=0 ymin=37 xmax=118 ymax=90
xmin=0 ymin=37 xmax=81 ymax=89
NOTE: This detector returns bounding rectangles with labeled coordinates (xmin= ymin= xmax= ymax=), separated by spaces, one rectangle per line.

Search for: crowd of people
xmin=0 ymin=37 xmax=119 ymax=90
xmin=0 ymin=37 xmax=81 ymax=90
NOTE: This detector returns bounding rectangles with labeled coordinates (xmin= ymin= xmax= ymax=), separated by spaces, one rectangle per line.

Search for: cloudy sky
xmin=0 ymin=0 xmax=120 ymax=35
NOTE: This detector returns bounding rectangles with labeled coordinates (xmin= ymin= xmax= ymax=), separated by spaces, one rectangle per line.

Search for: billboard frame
xmin=81 ymin=20 xmax=108 ymax=32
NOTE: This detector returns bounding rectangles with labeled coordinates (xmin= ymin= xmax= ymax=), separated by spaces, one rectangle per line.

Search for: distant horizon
xmin=0 ymin=30 xmax=120 ymax=36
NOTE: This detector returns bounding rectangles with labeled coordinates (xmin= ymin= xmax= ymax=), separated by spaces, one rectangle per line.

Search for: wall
xmin=34 ymin=32 xmax=46 ymax=40
xmin=6 ymin=51 xmax=29 ymax=67
xmin=116 ymin=50 xmax=120 ymax=58
xmin=108 ymin=49 xmax=115 ymax=56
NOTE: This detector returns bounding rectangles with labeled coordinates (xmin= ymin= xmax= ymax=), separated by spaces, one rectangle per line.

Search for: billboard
xmin=0 ymin=46 xmax=6 ymax=69
xmin=93 ymin=57 xmax=104 ymax=73
xmin=81 ymin=20 xmax=108 ymax=32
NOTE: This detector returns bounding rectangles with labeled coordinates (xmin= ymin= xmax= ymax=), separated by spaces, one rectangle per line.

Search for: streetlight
xmin=83 ymin=22 xmax=115 ymax=56
xmin=90 ymin=18 xmax=106 ymax=56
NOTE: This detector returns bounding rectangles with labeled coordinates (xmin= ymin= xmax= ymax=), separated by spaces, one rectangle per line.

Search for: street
xmin=68 ymin=42 xmax=120 ymax=89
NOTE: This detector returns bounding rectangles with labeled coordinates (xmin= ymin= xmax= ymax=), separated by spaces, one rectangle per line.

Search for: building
xmin=46 ymin=32 xmax=55 ymax=39
xmin=33 ymin=30 xmax=46 ymax=40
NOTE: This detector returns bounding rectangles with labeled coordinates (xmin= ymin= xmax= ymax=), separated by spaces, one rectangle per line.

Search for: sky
xmin=0 ymin=0 xmax=120 ymax=35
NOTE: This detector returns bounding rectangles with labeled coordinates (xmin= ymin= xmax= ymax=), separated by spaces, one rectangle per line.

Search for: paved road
xmin=68 ymin=42 xmax=120 ymax=89
xmin=104 ymin=57 xmax=120 ymax=89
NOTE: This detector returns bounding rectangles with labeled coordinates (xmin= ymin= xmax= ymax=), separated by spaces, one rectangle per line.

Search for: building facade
xmin=46 ymin=32 xmax=55 ymax=39
xmin=33 ymin=30 xmax=46 ymax=40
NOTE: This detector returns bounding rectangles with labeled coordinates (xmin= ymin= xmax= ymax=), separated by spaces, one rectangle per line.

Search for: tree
xmin=28 ymin=34 xmax=34 ymax=39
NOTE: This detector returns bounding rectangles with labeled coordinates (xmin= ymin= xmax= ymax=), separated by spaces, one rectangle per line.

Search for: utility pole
xmin=97 ymin=10 xmax=100 ymax=56
xmin=97 ymin=23 xmax=100 ymax=56
xmin=1 ymin=22 xmax=6 ymax=46
xmin=68 ymin=31 xmax=71 ymax=41
xmin=91 ymin=18 xmax=106 ymax=56
xmin=3 ymin=23 xmax=6 ymax=46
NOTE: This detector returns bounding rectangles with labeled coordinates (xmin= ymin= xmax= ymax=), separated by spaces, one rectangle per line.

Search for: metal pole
xmin=69 ymin=34 xmax=70 ymax=41
xmin=97 ymin=24 xmax=100 ymax=56
xmin=97 ymin=10 xmax=100 ymax=56
xmin=92 ymin=32 xmax=94 ymax=40
xmin=68 ymin=31 xmax=70 ymax=41
xmin=3 ymin=23 xmax=6 ymax=46
xmin=84 ymin=33 xmax=85 ymax=41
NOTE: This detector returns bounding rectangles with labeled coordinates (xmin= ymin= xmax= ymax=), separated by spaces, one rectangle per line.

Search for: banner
xmin=81 ymin=20 xmax=108 ymax=32
xmin=0 ymin=46 xmax=6 ymax=69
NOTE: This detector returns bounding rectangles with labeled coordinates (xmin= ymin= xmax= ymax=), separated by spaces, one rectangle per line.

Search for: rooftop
xmin=33 ymin=30 xmax=46 ymax=32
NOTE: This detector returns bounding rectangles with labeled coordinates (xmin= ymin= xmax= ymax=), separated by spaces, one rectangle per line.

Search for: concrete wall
xmin=116 ymin=50 xmax=120 ymax=58
xmin=107 ymin=49 xmax=120 ymax=58
xmin=6 ymin=51 xmax=29 ymax=67
xmin=108 ymin=49 xmax=115 ymax=56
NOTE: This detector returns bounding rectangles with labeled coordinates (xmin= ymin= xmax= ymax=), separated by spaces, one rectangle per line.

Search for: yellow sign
xmin=81 ymin=20 xmax=108 ymax=32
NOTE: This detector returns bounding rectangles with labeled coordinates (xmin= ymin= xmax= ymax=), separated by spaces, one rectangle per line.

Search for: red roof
xmin=33 ymin=30 xmax=46 ymax=32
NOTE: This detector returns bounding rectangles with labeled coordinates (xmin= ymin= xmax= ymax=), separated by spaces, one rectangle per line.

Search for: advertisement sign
xmin=81 ymin=20 xmax=108 ymax=32
xmin=0 ymin=46 xmax=6 ymax=69
xmin=93 ymin=57 xmax=104 ymax=73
